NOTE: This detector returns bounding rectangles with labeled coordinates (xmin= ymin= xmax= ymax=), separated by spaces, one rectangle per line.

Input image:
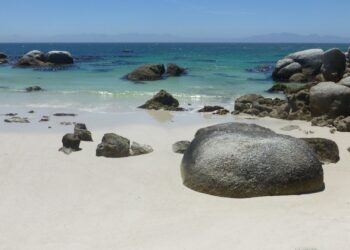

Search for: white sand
xmin=0 ymin=113 xmax=350 ymax=250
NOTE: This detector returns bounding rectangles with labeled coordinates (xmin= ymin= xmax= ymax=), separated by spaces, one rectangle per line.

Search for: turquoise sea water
xmin=0 ymin=43 xmax=348 ymax=113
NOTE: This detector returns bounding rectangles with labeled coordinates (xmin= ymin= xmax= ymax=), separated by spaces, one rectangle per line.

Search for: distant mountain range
xmin=1 ymin=32 xmax=350 ymax=43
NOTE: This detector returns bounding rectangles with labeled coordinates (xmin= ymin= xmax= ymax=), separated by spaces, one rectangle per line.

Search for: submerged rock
xmin=166 ymin=63 xmax=186 ymax=76
xmin=74 ymin=123 xmax=93 ymax=142
xmin=198 ymin=106 xmax=224 ymax=113
xmin=181 ymin=123 xmax=324 ymax=198
xmin=172 ymin=140 xmax=191 ymax=154
xmin=138 ymin=90 xmax=185 ymax=111
xmin=25 ymin=86 xmax=43 ymax=92
xmin=127 ymin=64 xmax=165 ymax=81
xmin=96 ymin=133 xmax=130 ymax=158
xmin=4 ymin=116 xmax=29 ymax=123
xmin=53 ymin=113 xmax=77 ymax=117
xmin=301 ymin=138 xmax=340 ymax=164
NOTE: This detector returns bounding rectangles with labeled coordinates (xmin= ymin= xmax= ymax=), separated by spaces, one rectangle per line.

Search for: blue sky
xmin=1 ymin=0 xmax=349 ymax=42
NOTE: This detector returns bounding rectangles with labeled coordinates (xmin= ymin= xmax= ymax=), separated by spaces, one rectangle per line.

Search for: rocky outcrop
xmin=166 ymin=63 xmax=186 ymax=76
xmin=321 ymin=48 xmax=346 ymax=82
xmin=272 ymin=49 xmax=324 ymax=82
xmin=25 ymin=86 xmax=43 ymax=92
xmin=172 ymin=140 xmax=191 ymax=154
xmin=301 ymin=138 xmax=340 ymax=164
xmin=127 ymin=64 xmax=165 ymax=81
xmin=74 ymin=123 xmax=93 ymax=142
xmin=310 ymin=82 xmax=350 ymax=118
xmin=181 ymin=123 xmax=324 ymax=198
xmin=17 ymin=50 xmax=74 ymax=67
xmin=138 ymin=90 xmax=185 ymax=111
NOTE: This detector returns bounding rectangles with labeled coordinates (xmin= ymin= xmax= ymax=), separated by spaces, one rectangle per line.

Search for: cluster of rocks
xmin=96 ymin=133 xmax=153 ymax=158
xmin=0 ymin=52 xmax=7 ymax=64
xmin=126 ymin=63 xmax=186 ymax=81
xmin=180 ymin=123 xmax=325 ymax=198
xmin=60 ymin=123 xmax=93 ymax=154
xmin=272 ymin=48 xmax=349 ymax=83
xmin=16 ymin=50 xmax=74 ymax=67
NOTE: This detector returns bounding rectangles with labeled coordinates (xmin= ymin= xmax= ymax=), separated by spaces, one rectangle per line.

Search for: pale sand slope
xmin=0 ymin=115 xmax=350 ymax=250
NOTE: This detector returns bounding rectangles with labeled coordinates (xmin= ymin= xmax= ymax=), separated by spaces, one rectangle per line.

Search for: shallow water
xmin=0 ymin=43 xmax=348 ymax=113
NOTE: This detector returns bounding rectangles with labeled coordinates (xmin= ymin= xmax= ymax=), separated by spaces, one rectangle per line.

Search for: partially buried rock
xmin=138 ymin=90 xmax=185 ymax=111
xmin=181 ymin=123 xmax=324 ymax=198
xmin=130 ymin=142 xmax=153 ymax=156
xmin=127 ymin=64 xmax=165 ymax=81
xmin=4 ymin=116 xmax=29 ymax=123
xmin=198 ymin=106 xmax=224 ymax=112
xmin=166 ymin=63 xmax=186 ymax=76
xmin=26 ymin=86 xmax=43 ymax=92
xmin=74 ymin=123 xmax=93 ymax=142
xmin=172 ymin=140 xmax=191 ymax=154
xmin=301 ymin=138 xmax=340 ymax=164
xmin=96 ymin=133 xmax=130 ymax=158
xmin=60 ymin=133 xmax=81 ymax=154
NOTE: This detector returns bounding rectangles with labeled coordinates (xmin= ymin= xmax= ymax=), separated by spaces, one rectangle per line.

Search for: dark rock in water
xmin=127 ymin=64 xmax=165 ymax=81
xmin=172 ymin=140 xmax=191 ymax=154
xmin=5 ymin=113 xmax=18 ymax=117
xmin=46 ymin=51 xmax=74 ymax=65
xmin=322 ymin=48 xmax=346 ymax=82
xmin=130 ymin=142 xmax=153 ymax=156
xmin=16 ymin=50 xmax=48 ymax=67
xmin=39 ymin=116 xmax=49 ymax=122
xmin=198 ymin=106 xmax=224 ymax=112
xmin=301 ymin=138 xmax=340 ymax=164
xmin=4 ymin=116 xmax=29 ymax=123
xmin=53 ymin=113 xmax=77 ymax=117
xmin=138 ymin=90 xmax=185 ymax=111
xmin=96 ymin=133 xmax=130 ymax=158
xmin=272 ymin=49 xmax=324 ymax=82
xmin=246 ymin=64 xmax=274 ymax=73
xmin=213 ymin=109 xmax=229 ymax=115
xmin=28 ymin=110 xmax=35 ymax=114
xmin=26 ymin=86 xmax=43 ymax=92
xmin=181 ymin=123 xmax=324 ymax=198
xmin=310 ymin=82 xmax=350 ymax=118
xmin=0 ymin=52 xmax=7 ymax=64
xmin=17 ymin=50 xmax=74 ymax=67
xmin=74 ymin=123 xmax=93 ymax=142
xmin=166 ymin=63 xmax=186 ymax=76
xmin=60 ymin=133 xmax=81 ymax=154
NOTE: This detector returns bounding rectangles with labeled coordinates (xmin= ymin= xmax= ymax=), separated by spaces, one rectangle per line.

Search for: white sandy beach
xmin=0 ymin=112 xmax=350 ymax=250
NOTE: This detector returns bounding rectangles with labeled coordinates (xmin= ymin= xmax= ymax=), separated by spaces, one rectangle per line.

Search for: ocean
xmin=0 ymin=43 xmax=348 ymax=114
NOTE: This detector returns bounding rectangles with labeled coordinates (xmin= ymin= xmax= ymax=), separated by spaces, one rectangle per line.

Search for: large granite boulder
xmin=17 ymin=50 xmax=48 ymax=67
xmin=166 ymin=63 xmax=186 ymax=76
xmin=322 ymin=48 xmax=346 ymax=82
xmin=272 ymin=49 xmax=324 ymax=82
xmin=17 ymin=50 xmax=74 ymax=67
xmin=138 ymin=90 xmax=184 ymax=111
xmin=339 ymin=76 xmax=350 ymax=87
xmin=127 ymin=64 xmax=165 ymax=81
xmin=181 ymin=123 xmax=324 ymax=198
xmin=96 ymin=133 xmax=130 ymax=158
xmin=301 ymin=138 xmax=339 ymax=164
xmin=310 ymin=82 xmax=350 ymax=118
xmin=46 ymin=51 xmax=74 ymax=64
